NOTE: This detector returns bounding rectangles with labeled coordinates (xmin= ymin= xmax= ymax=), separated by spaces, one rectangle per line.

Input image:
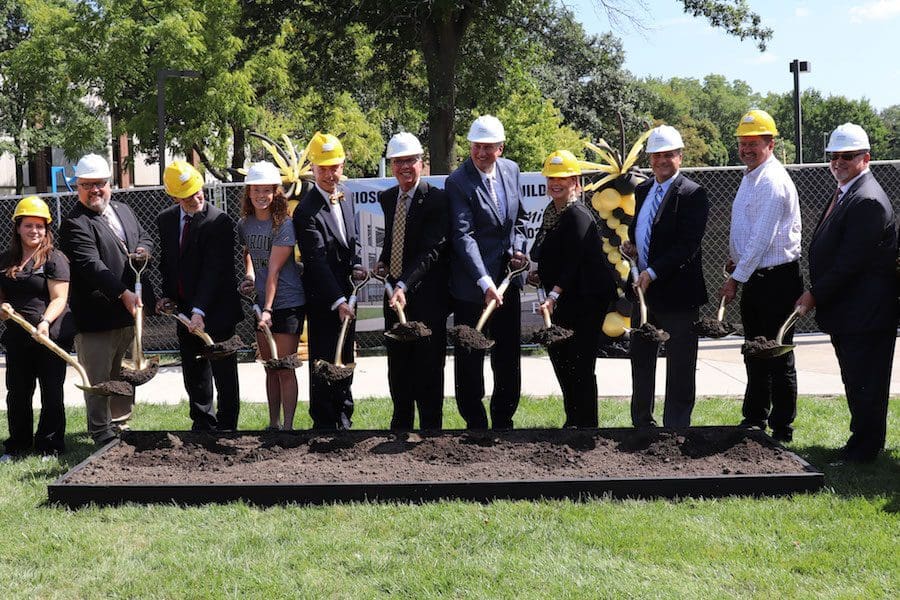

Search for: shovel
xmin=312 ymin=273 xmax=371 ymax=382
xmin=624 ymin=258 xmax=669 ymax=343
xmin=449 ymin=259 xmax=530 ymax=351
xmin=742 ymin=307 xmax=801 ymax=360
xmin=241 ymin=289 xmax=303 ymax=370
xmin=158 ymin=300 xmax=244 ymax=359
xmin=119 ymin=252 xmax=159 ymax=386
xmin=693 ymin=266 xmax=740 ymax=338
xmin=529 ymin=288 xmax=573 ymax=347
xmin=371 ymin=272 xmax=432 ymax=342
xmin=0 ymin=305 xmax=131 ymax=396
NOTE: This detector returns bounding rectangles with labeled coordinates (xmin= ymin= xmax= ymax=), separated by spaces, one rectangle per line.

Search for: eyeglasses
xmin=828 ymin=151 xmax=866 ymax=162
xmin=78 ymin=181 xmax=108 ymax=190
xmin=390 ymin=157 xmax=420 ymax=167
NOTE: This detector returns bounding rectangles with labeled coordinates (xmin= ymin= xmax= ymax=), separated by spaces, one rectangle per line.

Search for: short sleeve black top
xmin=0 ymin=249 xmax=73 ymax=345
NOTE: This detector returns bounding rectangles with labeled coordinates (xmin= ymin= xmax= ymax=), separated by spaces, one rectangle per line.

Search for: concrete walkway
xmin=2 ymin=333 xmax=899 ymax=410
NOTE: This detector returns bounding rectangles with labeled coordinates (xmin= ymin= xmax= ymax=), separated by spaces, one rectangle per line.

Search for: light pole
xmin=157 ymin=69 xmax=201 ymax=184
xmin=789 ymin=59 xmax=811 ymax=164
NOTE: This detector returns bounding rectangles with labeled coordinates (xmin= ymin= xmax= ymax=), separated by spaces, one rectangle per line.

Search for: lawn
xmin=0 ymin=396 xmax=897 ymax=599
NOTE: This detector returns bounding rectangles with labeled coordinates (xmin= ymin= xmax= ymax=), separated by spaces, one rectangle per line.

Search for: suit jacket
xmin=809 ymin=171 xmax=897 ymax=334
xmin=378 ymin=179 xmax=449 ymax=313
xmin=59 ymin=200 xmax=155 ymax=332
xmin=293 ymin=186 xmax=361 ymax=308
xmin=627 ymin=173 xmax=709 ymax=310
xmin=156 ymin=202 xmax=242 ymax=335
xmin=446 ymin=157 xmax=527 ymax=303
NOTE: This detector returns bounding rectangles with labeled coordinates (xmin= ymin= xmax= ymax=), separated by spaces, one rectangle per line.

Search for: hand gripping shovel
xmin=625 ymin=258 xmax=669 ymax=343
xmin=158 ymin=300 xmax=244 ymax=359
xmin=449 ymin=259 xmax=530 ymax=351
xmin=742 ymin=307 xmax=800 ymax=360
xmin=0 ymin=305 xmax=131 ymax=396
xmin=371 ymin=272 xmax=432 ymax=342
xmin=241 ymin=289 xmax=303 ymax=370
xmin=529 ymin=288 xmax=573 ymax=347
xmin=312 ymin=273 xmax=371 ymax=382
xmin=119 ymin=252 xmax=159 ymax=386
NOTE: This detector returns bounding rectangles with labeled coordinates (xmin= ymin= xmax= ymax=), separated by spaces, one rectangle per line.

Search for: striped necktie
xmin=640 ymin=184 xmax=664 ymax=268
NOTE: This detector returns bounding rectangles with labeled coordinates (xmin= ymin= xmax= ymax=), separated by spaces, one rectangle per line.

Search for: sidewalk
xmin=2 ymin=333 xmax=899 ymax=409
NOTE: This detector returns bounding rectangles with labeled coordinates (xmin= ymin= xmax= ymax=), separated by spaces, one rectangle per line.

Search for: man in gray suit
xmin=446 ymin=115 xmax=527 ymax=429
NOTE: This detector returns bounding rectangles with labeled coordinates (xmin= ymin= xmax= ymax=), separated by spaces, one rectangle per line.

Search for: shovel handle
xmin=540 ymin=305 xmax=552 ymax=328
xmin=395 ymin=304 xmax=408 ymax=325
xmin=475 ymin=277 xmax=512 ymax=332
xmin=251 ymin=303 xmax=279 ymax=359
xmin=0 ymin=305 xmax=92 ymax=388
xmin=625 ymin=257 xmax=648 ymax=327
xmin=334 ymin=315 xmax=352 ymax=366
xmin=716 ymin=295 xmax=727 ymax=322
xmin=775 ymin=308 xmax=801 ymax=345
xmin=174 ymin=312 xmax=215 ymax=346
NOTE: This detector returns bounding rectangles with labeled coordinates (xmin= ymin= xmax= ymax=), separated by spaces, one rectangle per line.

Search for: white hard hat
xmin=74 ymin=153 xmax=111 ymax=179
xmin=467 ymin=115 xmax=505 ymax=144
xmin=825 ymin=123 xmax=870 ymax=152
xmin=245 ymin=161 xmax=282 ymax=185
xmin=646 ymin=125 xmax=684 ymax=154
xmin=386 ymin=132 xmax=424 ymax=159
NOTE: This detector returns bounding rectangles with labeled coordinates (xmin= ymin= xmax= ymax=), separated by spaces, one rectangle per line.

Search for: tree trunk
xmin=231 ymin=124 xmax=246 ymax=182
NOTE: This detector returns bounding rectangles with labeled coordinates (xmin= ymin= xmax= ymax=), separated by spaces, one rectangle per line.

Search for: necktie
xmin=179 ymin=214 xmax=191 ymax=254
xmin=486 ymin=176 xmax=502 ymax=215
xmin=390 ymin=193 xmax=409 ymax=278
xmin=640 ymin=184 xmax=664 ymax=267
xmin=101 ymin=211 xmax=125 ymax=244
xmin=823 ymin=187 xmax=842 ymax=221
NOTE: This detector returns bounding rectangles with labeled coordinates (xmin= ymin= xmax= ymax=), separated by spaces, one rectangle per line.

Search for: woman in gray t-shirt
xmin=238 ymin=162 xmax=305 ymax=430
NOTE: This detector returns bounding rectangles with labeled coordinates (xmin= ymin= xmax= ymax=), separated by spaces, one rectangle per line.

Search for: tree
xmin=0 ymin=0 xmax=105 ymax=193
xmin=881 ymin=105 xmax=900 ymax=160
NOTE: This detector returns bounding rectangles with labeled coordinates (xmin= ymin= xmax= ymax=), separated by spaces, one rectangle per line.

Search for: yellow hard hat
xmin=735 ymin=109 xmax=779 ymax=137
xmin=12 ymin=195 xmax=52 ymax=223
xmin=541 ymin=150 xmax=582 ymax=178
xmin=163 ymin=160 xmax=204 ymax=199
xmin=307 ymin=132 xmax=346 ymax=166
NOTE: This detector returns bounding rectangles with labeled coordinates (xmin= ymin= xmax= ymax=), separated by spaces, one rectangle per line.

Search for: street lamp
xmin=156 ymin=69 xmax=202 ymax=184
xmin=789 ymin=59 xmax=811 ymax=164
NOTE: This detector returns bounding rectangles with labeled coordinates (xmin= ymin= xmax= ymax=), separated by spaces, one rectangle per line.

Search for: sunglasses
xmin=78 ymin=181 xmax=108 ymax=190
xmin=828 ymin=151 xmax=866 ymax=162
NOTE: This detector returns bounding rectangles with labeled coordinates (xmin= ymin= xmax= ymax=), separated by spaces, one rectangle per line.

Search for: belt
xmin=750 ymin=260 xmax=798 ymax=279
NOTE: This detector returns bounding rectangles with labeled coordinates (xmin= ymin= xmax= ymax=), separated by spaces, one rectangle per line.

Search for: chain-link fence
xmin=1 ymin=160 xmax=898 ymax=353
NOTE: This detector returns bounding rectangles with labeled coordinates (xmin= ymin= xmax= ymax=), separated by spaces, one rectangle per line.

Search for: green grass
xmin=1 ymin=397 xmax=897 ymax=599
xmin=356 ymin=306 xmax=384 ymax=321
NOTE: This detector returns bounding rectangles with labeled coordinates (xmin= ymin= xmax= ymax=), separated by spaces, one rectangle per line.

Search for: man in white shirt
xmin=720 ymin=110 xmax=802 ymax=442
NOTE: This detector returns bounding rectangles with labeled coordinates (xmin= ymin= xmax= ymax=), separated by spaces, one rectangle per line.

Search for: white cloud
xmin=795 ymin=7 xmax=811 ymax=17
xmin=849 ymin=0 xmax=900 ymax=23
xmin=746 ymin=53 xmax=779 ymax=65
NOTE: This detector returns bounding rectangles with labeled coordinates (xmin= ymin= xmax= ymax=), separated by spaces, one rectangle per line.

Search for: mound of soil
xmin=742 ymin=336 xmax=780 ymax=357
xmin=61 ymin=427 xmax=810 ymax=486
xmin=89 ymin=380 xmax=133 ymax=397
xmin=119 ymin=361 xmax=160 ymax=386
xmin=448 ymin=325 xmax=494 ymax=351
xmin=632 ymin=323 xmax=670 ymax=343
xmin=201 ymin=335 xmax=244 ymax=358
xmin=530 ymin=325 xmax=574 ymax=347
xmin=312 ymin=360 xmax=354 ymax=382
xmin=692 ymin=317 xmax=737 ymax=338
xmin=386 ymin=321 xmax=432 ymax=342
xmin=264 ymin=354 xmax=303 ymax=370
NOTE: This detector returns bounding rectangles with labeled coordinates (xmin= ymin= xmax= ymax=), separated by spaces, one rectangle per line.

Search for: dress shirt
xmin=316 ymin=183 xmax=347 ymax=245
xmin=729 ymin=154 xmax=802 ymax=283
xmin=634 ymin=172 xmax=678 ymax=279
xmin=475 ymin=164 xmax=508 ymax=293
xmin=838 ymin=168 xmax=869 ymax=197
xmin=101 ymin=205 xmax=127 ymax=244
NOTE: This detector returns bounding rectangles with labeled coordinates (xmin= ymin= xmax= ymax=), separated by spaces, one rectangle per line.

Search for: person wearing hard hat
xmin=621 ymin=125 xmax=709 ymax=428
xmin=374 ymin=132 xmax=450 ymax=430
xmin=59 ymin=153 xmax=154 ymax=446
xmin=292 ymin=132 xmax=366 ymax=430
xmin=0 ymin=197 xmax=74 ymax=460
xmin=719 ymin=109 xmax=802 ymax=442
xmin=156 ymin=160 xmax=243 ymax=431
xmin=529 ymin=150 xmax=616 ymax=427
xmin=795 ymin=123 xmax=897 ymax=463
xmin=238 ymin=161 xmax=306 ymax=431
xmin=446 ymin=115 xmax=528 ymax=429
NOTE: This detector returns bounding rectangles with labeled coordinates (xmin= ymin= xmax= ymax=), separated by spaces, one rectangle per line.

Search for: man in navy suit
xmin=447 ymin=115 xmax=527 ymax=429
xmin=293 ymin=132 xmax=366 ymax=430
xmin=623 ymin=125 xmax=709 ymax=428
xmin=796 ymin=123 xmax=897 ymax=463
xmin=60 ymin=154 xmax=154 ymax=445
xmin=376 ymin=132 xmax=449 ymax=430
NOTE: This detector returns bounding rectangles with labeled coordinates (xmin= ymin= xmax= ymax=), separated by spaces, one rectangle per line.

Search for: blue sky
xmin=566 ymin=0 xmax=899 ymax=111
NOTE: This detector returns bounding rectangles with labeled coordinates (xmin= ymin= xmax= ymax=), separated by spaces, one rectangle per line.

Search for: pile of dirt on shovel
xmin=93 ymin=380 xmax=134 ymax=396
xmin=692 ymin=317 xmax=735 ymax=338
xmin=632 ymin=323 xmax=670 ymax=343
xmin=264 ymin=354 xmax=303 ymax=370
xmin=530 ymin=325 xmax=574 ymax=346
xmin=448 ymin=325 xmax=493 ymax=351
xmin=312 ymin=360 xmax=354 ymax=382
xmin=387 ymin=321 xmax=432 ymax=340
xmin=119 ymin=362 xmax=160 ymax=386
xmin=741 ymin=336 xmax=780 ymax=357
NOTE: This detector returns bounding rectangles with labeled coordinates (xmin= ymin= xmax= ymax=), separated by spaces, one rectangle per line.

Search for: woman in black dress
xmin=0 ymin=196 xmax=72 ymax=460
xmin=529 ymin=151 xmax=616 ymax=427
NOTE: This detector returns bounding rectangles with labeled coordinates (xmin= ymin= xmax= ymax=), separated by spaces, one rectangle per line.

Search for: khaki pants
xmin=75 ymin=327 xmax=134 ymax=442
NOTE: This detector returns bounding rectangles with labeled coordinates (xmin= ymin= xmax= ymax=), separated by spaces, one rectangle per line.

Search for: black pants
xmin=177 ymin=326 xmax=240 ymax=430
xmin=453 ymin=287 xmax=521 ymax=429
xmin=832 ymin=330 xmax=895 ymax=459
xmin=630 ymin=305 xmax=700 ymax=428
xmin=385 ymin=302 xmax=447 ymax=430
xmin=548 ymin=300 xmax=603 ymax=428
xmin=307 ymin=304 xmax=355 ymax=430
xmin=739 ymin=261 xmax=803 ymax=434
xmin=3 ymin=334 xmax=66 ymax=455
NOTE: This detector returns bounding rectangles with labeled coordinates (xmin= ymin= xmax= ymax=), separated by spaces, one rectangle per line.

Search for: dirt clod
xmin=530 ymin=325 xmax=574 ymax=347
xmin=199 ymin=335 xmax=245 ymax=359
xmin=692 ymin=317 xmax=737 ymax=338
xmin=449 ymin=325 xmax=494 ymax=351
xmin=742 ymin=336 xmax=780 ymax=357
xmin=312 ymin=360 xmax=354 ymax=382
xmin=264 ymin=354 xmax=303 ymax=370
xmin=632 ymin=323 xmax=670 ymax=343
xmin=386 ymin=321 xmax=432 ymax=342
xmin=120 ymin=362 xmax=160 ymax=386
xmin=91 ymin=380 xmax=133 ymax=397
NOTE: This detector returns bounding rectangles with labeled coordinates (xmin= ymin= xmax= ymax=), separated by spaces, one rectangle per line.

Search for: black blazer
xmin=59 ymin=200 xmax=155 ymax=332
xmin=809 ymin=171 xmax=898 ymax=334
xmin=293 ymin=186 xmax=361 ymax=308
xmin=534 ymin=201 xmax=617 ymax=307
xmin=378 ymin=179 xmax=449 ymax=301
xmin=627 ymin=173 xmax=709 ymax=310
xmin=156 ymin=202 xmax=242 ymax=335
